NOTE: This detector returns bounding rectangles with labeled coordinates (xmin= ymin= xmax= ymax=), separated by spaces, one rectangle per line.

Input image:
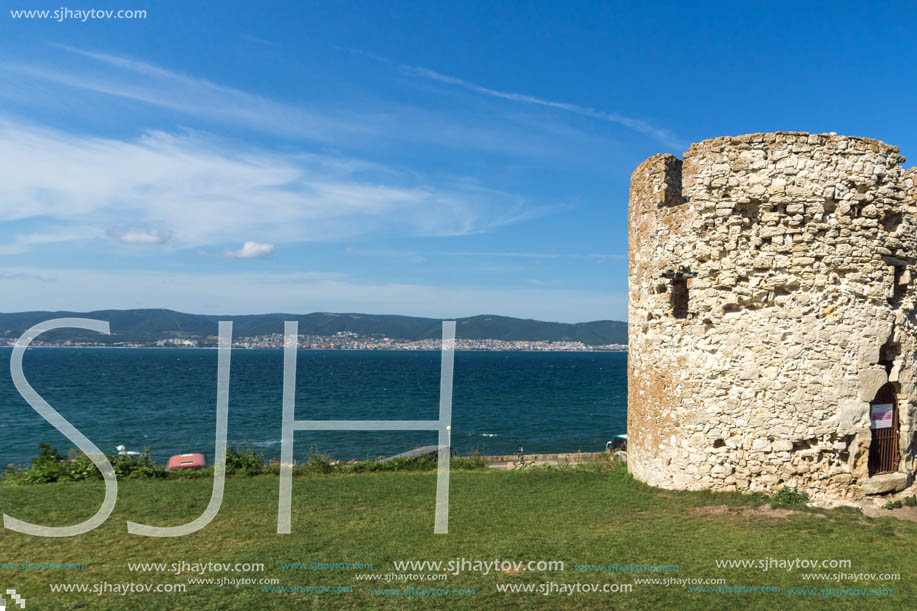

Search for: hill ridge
xmin=0 ymin=309 xmax=627 ymax=346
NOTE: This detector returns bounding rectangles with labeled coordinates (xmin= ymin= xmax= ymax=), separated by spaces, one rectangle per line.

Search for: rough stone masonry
xmin=627 ymin=132 xmax=917 ymax=500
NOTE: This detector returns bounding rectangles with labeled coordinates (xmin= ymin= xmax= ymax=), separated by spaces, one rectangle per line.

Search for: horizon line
xmin=0 ymin=307 xmax=627 ymax=326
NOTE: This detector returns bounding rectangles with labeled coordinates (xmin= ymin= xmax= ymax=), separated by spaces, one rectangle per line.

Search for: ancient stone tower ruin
xmin=628 ymin=132 xmax=917 ymax=500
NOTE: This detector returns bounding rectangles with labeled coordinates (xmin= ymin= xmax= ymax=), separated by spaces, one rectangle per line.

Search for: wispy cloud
xmin=19 ymin=45 xmax=583 ymax=158
xmin=404 ymin=66 xmax=683 ymax=148
xmin=108 ymin=227 xmax=171 ymax=245
xmin=222 ymin=241 xmax=275 ymax=259
xmin=0 ymin=119 xmax=542 ymax=252
xmin=9 ymin=44 xmax=368 ymax=143
xmin=239 ymin=34 xmax=281 ymax=48
xmin=340 ymin=47 xmax=684 ymax=149
xmin=1 ymin=44 xmax=641 ymax=168
xmin=0 ymin=226 xmax=103 ymax=255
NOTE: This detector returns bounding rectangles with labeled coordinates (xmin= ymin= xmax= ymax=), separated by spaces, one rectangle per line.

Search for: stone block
xmin=772 ymin=440 xmax=793 ymax=452
xmin=859 ymin=472 xmax=909 ymax=495
xmin=858 ymin=366 xmax=888 ymax=401
xmin=837 ymin=399 xmax=869 ymax=433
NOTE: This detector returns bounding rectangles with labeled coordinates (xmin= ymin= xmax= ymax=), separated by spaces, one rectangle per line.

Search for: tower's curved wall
xmin=628 ymin=132 xmax=917 ymax=499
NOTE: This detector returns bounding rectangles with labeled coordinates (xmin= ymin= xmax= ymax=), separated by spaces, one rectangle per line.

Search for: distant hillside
xmin=0 ymin=310 xmax=628 ymax=346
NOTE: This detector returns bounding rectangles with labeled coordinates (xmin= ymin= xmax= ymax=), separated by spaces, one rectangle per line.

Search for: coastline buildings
xmin=230 ymin=331 xmax=624 ymax=352
xmin=0 ymin=331 xmax=624 ymax=352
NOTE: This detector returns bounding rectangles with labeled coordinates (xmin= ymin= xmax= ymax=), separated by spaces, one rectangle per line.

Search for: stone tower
xmin=628 ymin=132 xmax=917 ymax=500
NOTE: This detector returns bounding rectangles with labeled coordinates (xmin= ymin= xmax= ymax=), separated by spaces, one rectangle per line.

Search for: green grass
xmin=1 ymin=462 xmax=914 ymax=609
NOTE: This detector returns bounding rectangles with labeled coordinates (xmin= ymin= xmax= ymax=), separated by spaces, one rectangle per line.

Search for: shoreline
xmin=0 ymin=345 xmax=627 ymax=353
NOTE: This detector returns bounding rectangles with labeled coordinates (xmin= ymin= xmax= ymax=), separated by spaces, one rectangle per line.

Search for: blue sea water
xmin=0 ymin=348 xmax=626 ymax=466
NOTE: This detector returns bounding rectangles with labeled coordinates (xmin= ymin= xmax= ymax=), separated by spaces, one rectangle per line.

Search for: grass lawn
xmin=0 ymin=465 xmax=914 ymax=609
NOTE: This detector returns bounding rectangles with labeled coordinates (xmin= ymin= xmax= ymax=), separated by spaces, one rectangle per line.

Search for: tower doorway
xmin=868 ymin=383 xmax=899 ymax=475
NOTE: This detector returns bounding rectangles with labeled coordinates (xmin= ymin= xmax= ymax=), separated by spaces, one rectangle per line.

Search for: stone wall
xmin=627 ymin=132 xmax=917 ymax=500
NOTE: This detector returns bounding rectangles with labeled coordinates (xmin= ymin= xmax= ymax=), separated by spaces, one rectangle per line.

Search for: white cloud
xmin=0 ymin=119 xmax=542 ymax=252
xmin=222 ymin=241 xmax=274 ymax=259
xmin=108 ymin=227 xmax=170 ymax=245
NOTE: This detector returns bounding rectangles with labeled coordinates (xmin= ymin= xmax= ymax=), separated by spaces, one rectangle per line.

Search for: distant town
xmin=0 ymin=309 xmax=628 ymax=350
xmin=0 ymin=330 xmax=626 ymax=352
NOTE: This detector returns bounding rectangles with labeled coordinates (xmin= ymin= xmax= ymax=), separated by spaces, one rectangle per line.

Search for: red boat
xmin=166 ymin=453 xmax=206 ymax=471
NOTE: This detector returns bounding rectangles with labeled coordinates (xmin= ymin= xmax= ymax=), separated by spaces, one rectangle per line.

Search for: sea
xmin=0 ymin=348 xmax=626 ymax=466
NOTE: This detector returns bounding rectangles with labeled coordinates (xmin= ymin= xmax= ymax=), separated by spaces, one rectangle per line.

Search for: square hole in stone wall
xmin=671 ymin=277 xmax=689 ymax=318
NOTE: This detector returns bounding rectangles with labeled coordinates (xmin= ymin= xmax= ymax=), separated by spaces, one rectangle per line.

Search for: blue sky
xmin=1 ymin=1 xmax=915 ymax=322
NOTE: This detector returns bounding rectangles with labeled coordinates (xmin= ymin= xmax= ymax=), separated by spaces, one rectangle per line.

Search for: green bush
xmin=299 ymin=450 xmax=334 ymax=475
xmin=771 ymin=486 xmax=809 ymax=508
xmin=904 ymin=496 xmax=917 ymax=507
xmin=224 ymin=445 xmax=266 ymax=476
xmin=2 ymin=443 xmax=489 ymax=484
xmin=2 ymin=443 xmax=166 ymax=485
